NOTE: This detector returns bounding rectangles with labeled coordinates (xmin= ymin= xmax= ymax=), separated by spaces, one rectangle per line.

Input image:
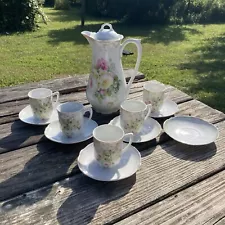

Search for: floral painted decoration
xmin=90 ymin=58 xmax=121 ymax=102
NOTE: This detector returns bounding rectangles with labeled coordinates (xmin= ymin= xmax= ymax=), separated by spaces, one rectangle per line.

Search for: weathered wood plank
xmin=0 ymin=70 xmax=144 ymax=104
xmin=116 ymin=170 xmax=225 ymax=225
xmin=176 ymin=98 xmax=225 ymax=124
xmin=0 ymin=120 xmax=225 ymax=225
xmin=0 ymin=141 xmax=91 ymax=202
xmin=0 ymin=75 xmax=88 ymax=104
xmin=0 ymin=99 xmax=224 ymax=204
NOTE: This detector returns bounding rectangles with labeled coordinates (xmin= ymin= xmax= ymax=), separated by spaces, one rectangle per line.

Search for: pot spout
xmin=81 ymin=31 xmax=95 ymax=46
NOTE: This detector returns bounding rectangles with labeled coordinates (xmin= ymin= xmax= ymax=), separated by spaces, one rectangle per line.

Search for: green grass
xmin=0 ymin=7 xmax=225 ymax=112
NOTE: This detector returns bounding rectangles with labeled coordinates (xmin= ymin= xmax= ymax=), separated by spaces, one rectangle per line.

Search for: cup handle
xmin=83 ymin=106 xmax=93 ymax=124
xmin=52 ymin=91 xmax=59 ymax=107
xmin=144 ymin=104 xmax=151 ymax=120
xmin=122 ymin=133 xmax=133 ymax=153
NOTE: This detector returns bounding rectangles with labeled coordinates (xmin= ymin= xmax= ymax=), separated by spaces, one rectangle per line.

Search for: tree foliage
xmin=172 ymin=0 xmax=225 ymax=23
xmin=86 ymin=0 xmax=225 ymax=24
xmin=0 ymin=0 xmax=39 ymax=32
xmin=86 ymin=0 xmax=177 ymax=24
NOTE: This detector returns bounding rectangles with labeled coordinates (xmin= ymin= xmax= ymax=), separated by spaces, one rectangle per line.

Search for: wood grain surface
xmin=0 ymin=120 xmax=224 ymax=225
xmin=116 ymin=168 xmax=225 ymax=225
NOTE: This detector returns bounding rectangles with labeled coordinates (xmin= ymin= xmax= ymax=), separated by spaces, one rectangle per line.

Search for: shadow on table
xmin=0 ymin=131 xmax=92 ymax=212
xmin=0 ymin=120 xmax=45 ymax=152
xmin=0 ymin=139 xmax=87 ymax=206
xmin=57 ymin=173 xmax=136 ymax=225
xmin=162 ymin=142 xmax=217 ymax=162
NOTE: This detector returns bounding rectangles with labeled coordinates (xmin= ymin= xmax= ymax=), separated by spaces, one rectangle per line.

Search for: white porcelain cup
xmin=93 ymin=124 xmax=133 ymax=168
xmin=28 ymin=88 xmax=59 ymax=120
xmin=120 ymin=100 xmax=151 ymax=134
xmin=143 ymin=81 xmax=166 ymax=113
xmin=57 ymin=102 xmax=93 ymax=138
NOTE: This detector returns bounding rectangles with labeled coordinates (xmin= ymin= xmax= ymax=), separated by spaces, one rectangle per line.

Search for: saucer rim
xmin=78 ymin=143 xmax=141 ymax=182
xmin=150 ymin=99 xmax=179 ymax=118
xmin=19 ymin=105 xmax=57 ymax=126
xmin=44 ymin=118 xmax=98 ymax=144
xmin=163 ymin=115 xmax=219 ymax=146
xmin=109 ymin=116 xmax=162 ymax=143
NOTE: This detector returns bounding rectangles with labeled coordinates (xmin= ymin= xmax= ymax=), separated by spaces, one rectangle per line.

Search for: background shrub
xmin=0 ymin=0 xmax=38 ymax=32
xmin=54 ymin=0 xmax=70 ymax=10
xmin=86 ymin=0 xmax=176 ymax=24
xmin=172 ymin=0 xmax=225 ymax=24
xmin=86 ymin=0 xmax=225 ymax=24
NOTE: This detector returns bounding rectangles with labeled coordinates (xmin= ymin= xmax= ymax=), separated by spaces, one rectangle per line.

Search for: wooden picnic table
xmin=0 ymin=70 xmax=225 ymax=225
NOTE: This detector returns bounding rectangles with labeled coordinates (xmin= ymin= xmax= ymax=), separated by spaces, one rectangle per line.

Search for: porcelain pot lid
xmin=95 ymin=23 xmax=123 ymax=41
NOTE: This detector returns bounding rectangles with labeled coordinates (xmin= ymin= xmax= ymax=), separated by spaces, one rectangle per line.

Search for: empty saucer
xmin=19 ymin=105 xmax=58 ymax=125
xmin=150 ymin=99 xmax=178 ymax=118
xmin=78 ymin=143 xmax=141 ymax=181
xmin=110 ymin=116 xmax=162 ymax=143
xmin=163 ymin=116 xmax=219 ymax=145
xmin=44 ymin=118 xmax=98 ymax=144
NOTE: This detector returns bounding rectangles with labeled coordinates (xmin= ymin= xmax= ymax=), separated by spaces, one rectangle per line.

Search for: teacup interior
xmin=57 ymin=102 xmax=83 ymax=113
xmin=121 ymin=100 xmax=146 ymax=112
xmin=144 ymin=81 xmax=165 ymax=92
xmin=94 ymin=125 xmax=123 ymax=142
xmin=28 ymin=88 xmax=52 ymax=99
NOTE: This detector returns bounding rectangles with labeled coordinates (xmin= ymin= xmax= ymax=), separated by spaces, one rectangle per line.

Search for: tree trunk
xmin=81 ymin=0 xmax=86 ymax=27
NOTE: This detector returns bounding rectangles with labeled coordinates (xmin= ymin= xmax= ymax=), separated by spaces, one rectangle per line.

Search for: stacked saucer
xmin=44 ymin=118 xmax=97 ymax=144
xmin=78 ymin=143 xmax=141 ymax=181
xmin=19 ymin=105 xmax=58 ymax=126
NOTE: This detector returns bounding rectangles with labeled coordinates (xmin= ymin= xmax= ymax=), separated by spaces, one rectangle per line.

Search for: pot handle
xmin=120 ymin=39 xmax=142 ymax=97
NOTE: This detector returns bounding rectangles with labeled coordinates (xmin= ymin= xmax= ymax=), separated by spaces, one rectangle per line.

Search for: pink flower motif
xmin=96 ymin=58 xmax=108 ymax=71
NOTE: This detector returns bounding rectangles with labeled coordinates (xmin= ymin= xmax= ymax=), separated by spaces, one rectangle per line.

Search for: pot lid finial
xmin=95 ymin=23 xmax=123 ymax=41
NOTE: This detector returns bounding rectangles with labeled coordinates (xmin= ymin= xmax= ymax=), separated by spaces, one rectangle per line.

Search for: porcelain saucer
xmin=110 ymin=116 xmax=162 ymax=143
xmin=163 ymin=116 xmax=219 ymax=145
xmin=150 ymin=99 xmax=178 ymax=118
xmin=78 ymin=143 xmax=141 ymax=181
xmin=44 ymin=118 xmax=98 ymax=144
xmin=19 ymin=105 xmax=58 ymax=125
